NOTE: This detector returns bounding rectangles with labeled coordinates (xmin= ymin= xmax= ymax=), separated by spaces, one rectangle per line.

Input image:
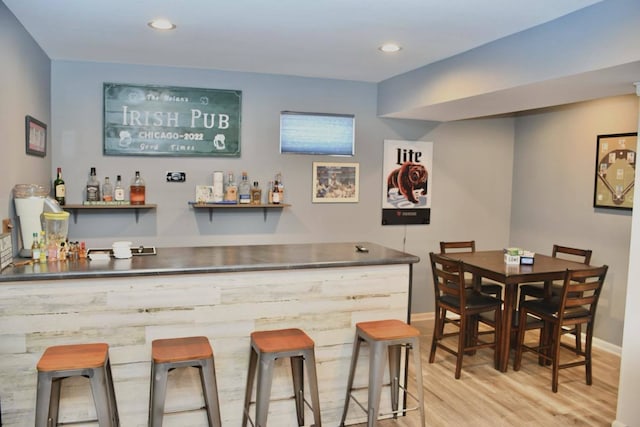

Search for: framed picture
xmin=593 ymin=132 xmax=637 ymax=210
xmin=25 ymin=115 xmax=47 ymax=157
xmin=312 ymin=162 xmax=359 ymax=203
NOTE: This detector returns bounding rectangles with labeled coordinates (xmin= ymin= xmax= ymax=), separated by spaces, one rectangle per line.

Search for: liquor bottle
xmin=267 ymin=181 xmax=274 ymax=204
xmin=272 ymin=180 xmax=281 ymax=204
xmin=86 ymin=167 xmax=101 ymax=202
xmin=275 ymin=172 xmax=284 ymax=203
xmin=114 ymin=175 xmax=125 ymax=201
xmin=54 ymin=167 xmax=66 ymax=206
xmin=238 ymin=172 xmax=251 ymax=204
xmin=130 ymin=171 xmax=146 ymax=205
xmin=250 ymin=181 xmax=262 ymax=205
xmin=39 ymin=231 xmax=47 ymax=263
xmin=224 ymin=172 xmax=238 ymax=203
xmin=102 ymin=177 xmax=114 ymax=201
xmin=31 ymin=232 xmax=40 ymax=260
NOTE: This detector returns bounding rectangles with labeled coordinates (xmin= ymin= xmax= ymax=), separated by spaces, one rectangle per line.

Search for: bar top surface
xmin=0 ymin=242 xmax=419 ymax=283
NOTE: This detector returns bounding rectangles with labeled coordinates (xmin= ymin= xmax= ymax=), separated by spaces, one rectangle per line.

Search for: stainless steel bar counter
xmin=0 ymin=242 xmax=419 ymax=426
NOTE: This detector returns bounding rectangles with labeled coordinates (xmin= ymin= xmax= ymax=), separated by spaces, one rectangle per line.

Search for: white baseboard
xmin=611 ymin=420 xmax=627 ymax=427
xmin=411 ymin=311 xmax=622 ymax=356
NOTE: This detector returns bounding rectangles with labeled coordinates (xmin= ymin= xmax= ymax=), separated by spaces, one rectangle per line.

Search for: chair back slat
xmin=430 ymin=252 xmax=466 ymax=302
xmin=440 ymin=240 xmax=476 ymax=254
xmin=557 ymin=265 xmax=608 ymax=320
xmin=552 ymin=245 xmax=592 ymax=265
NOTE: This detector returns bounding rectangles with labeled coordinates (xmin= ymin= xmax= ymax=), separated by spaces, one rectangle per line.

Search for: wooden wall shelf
xmin=188 ymin=202 xmax=290 ymax=221
xmin=63 ymin=204 xmax=157 ymax=223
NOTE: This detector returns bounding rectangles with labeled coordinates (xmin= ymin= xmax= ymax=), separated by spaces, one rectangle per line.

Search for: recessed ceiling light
xmin=148 ymin=19 xmax=176 ymax=31
xmin=378 ymin=43 xmax=402 ymax=53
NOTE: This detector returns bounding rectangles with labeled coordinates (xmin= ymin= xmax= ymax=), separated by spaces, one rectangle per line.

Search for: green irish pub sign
xmin=103 ymin=83 xmax=242 ymax=157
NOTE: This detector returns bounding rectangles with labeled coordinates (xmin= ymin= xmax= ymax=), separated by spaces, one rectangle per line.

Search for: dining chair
xmin=439 ymin=241 xmax=503 ymax=298
xmin=429 ymin=252 xmax=502 ymax=379
xmin=513 ymin=265 xmax=608 ymax=392
xmin=518 ymin=244 xmax=593 ymax=353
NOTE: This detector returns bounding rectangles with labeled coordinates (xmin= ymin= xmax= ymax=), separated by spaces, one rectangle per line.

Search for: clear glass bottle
xmin=130 ymin=171 xmax=146 ymax=205
xmin=224 ymin=172 xmax=238 ymax=203
xmin=238 ymin=172 xmax=251 ymax=204
xmin=250 ymin=181 xmax=262 ymax=205
xmin=86 ymin=167 xmax=101 ymax=202
xmin=54 ymin=167 xmax=66 ymax=206
xmin=114 ymin=175 xmax=125 ymax=201
xmin=102 ymin=177 xmax=114 ymax=201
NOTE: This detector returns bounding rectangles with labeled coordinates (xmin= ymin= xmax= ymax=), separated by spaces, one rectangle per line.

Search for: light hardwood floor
xmin=351 ymin=318 xmax=619 ymax=427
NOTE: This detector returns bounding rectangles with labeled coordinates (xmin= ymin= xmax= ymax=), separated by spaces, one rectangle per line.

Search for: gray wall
xmin=0 ymin=2 xmax=51 ymax=250
xmin=511 ymin=94 xmax=638 ymax=346
xmin=50 ymin=60 xmax=516 ymax=315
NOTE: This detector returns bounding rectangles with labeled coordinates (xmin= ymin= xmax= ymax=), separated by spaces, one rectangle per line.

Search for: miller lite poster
xmin=382 ymin=139 xmax=432 ymax=225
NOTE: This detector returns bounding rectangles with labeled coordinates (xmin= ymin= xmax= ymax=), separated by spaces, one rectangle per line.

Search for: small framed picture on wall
xmin=312 ymin=162 xmax=359 ymax=203
xmin=25 ymin=115 xmax=47 ymax=157
xmin=593 ymin=132 xmax=637 ymax=210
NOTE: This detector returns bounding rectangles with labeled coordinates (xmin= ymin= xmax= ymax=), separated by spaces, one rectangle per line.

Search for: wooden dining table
xmin=444 ymin=250 xmax=593 ymax=372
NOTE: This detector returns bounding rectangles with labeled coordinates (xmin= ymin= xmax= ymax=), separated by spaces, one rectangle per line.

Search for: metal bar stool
xmin=242 ymin=328 xmax=322 ymax=427
xmin=149 ymin=336 xmax=221 ymax=427
xmin=35 ymin=342 xmax=119 ymax=427
xmin=339 ymin=319 xmax=425 ymax=427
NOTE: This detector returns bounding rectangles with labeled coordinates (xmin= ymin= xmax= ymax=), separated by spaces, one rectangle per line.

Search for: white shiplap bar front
xmin=0 ymin=242 xmax=418 ymax=426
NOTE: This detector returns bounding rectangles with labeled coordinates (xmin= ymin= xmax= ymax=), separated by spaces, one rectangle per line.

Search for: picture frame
xmin=312 ymin=162 xmax=359 ymax=203
xmin=593 ymin=132 xmax=637 ymax=210
xmin=25 ymin=115 xmax=47 ymax=157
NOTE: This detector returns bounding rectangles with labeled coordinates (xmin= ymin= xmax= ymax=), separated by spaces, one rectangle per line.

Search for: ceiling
xmin=4 ymin=0 xmax=604 ymax=83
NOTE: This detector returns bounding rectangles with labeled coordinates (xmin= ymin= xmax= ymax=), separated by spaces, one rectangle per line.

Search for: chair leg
xmin=367 ymin=341 xmax=387 ymax=427
xmin=149 ymin=363 xmax=169 ymax=427
xmin=105 ymin=358 xmax=120 ymax=426
xmin=35 ymin=374 xmax=54 ymax=427
xmin=585 ymin=322 xmax=594 ymax=386
xmin=410 ymin=338 xmax=426 ymax=427
xmin=429 ymin=307 xmax=443 ymax=363
xmin=89 ymin=365 xmax=115 ymax=427
xmin=242 ymin=348 xmax=258 ymax=427
xmin=574 ymin=324 xmax=583 ymax=354
xmin=455 ymin=315 xmax=465 ymax=379
xmin=200 ymin=357 xmax=222 ymax=427
xmin=255 ymin=355 xmax=275 ymax=427
xmin=290 ymin=355 xmax=305 ymax=426
xmin=513 ymin=309 xmax=527 ymax=371
xmin=339 ymin=335 xmax=361 ymax=426
xmin=551 ymin=323 xmax=562 ymax=393
xmin=304 ymin=350 xmax=322 ymax=427
xmin=387 ymin=344 xmax=401 ymax=417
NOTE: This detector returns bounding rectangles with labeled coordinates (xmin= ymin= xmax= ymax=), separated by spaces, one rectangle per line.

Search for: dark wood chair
xmin=429 ymin=252 xmax=502 ymax=379
xmin=518 ymin=244 xmax=592 ymax=352
xmin=513 ymin=265 xmax=608 ymax=392
xmin=439 ymin=241 xmax=503 ymax=298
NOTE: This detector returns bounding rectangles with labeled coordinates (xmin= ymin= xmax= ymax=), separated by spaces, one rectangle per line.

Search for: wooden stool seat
xmin=152 ymin=336 xmax=213 ymax=363
xmin=243 ymin=328 xmax=322 ymax=427
xmin=251 ymin=328 xmax=315 ymax=353
xmin=35 ymin=343 xmax=119 ymax=427
xmin=149 ymin=336 xmax=221 ymax=427
xmin=340 ymin=319 xmax=425 ymax=427
xmin=37 ymin=343 xmax=109 ymax=371
xmin=356 ymin=319 xmax=420 ymax=341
